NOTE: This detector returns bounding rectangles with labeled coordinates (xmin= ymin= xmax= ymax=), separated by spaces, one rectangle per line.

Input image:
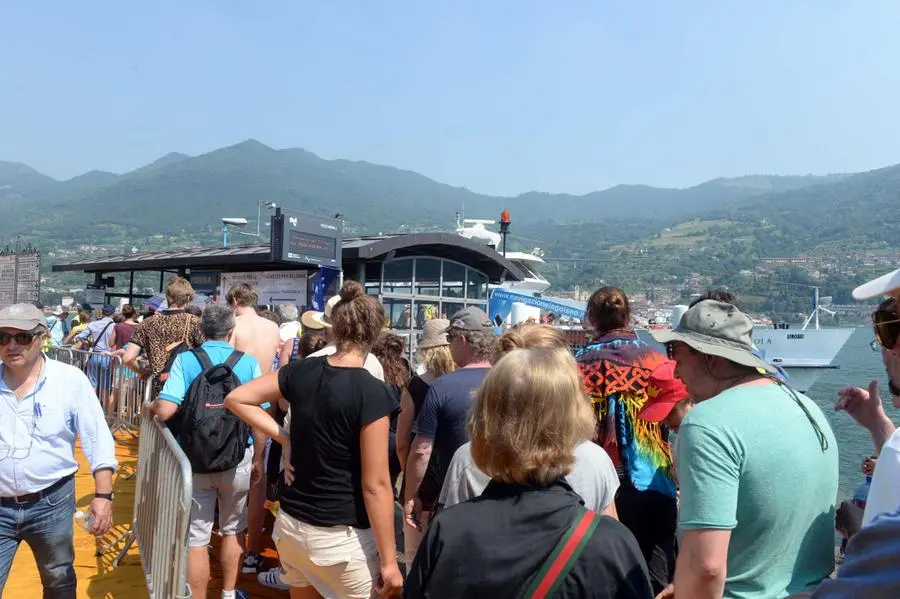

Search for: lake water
xmin=805 ymin=327 xmax=898 ymax=502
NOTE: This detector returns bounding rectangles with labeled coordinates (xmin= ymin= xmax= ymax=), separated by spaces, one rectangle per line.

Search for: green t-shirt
xmin=677 ymin=383 xmax=839 ymax=599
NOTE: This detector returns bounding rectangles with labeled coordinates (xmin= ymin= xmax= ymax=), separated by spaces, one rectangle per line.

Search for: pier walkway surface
xmin=7 ymin=432 xmax=283 ymax=598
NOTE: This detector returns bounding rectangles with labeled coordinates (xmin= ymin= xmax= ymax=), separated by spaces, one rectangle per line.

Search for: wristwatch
xmin=95 ymin=492 xmax=114 ymax=501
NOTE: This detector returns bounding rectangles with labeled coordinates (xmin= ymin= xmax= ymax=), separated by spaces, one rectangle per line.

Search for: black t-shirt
xmin=405 ymin=481 xmax=653 ymax=599
xmin=412 ymin=368 xmax=490 ymax=486
xmin=278 ymin=356 xmax=399 ymax=528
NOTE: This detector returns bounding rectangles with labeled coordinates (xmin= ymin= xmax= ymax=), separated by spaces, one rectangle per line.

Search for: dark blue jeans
xmin=0 ymin=476 xmax=77 ymax=598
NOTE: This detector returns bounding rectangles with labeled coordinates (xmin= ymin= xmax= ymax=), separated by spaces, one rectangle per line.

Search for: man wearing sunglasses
xmin=836 ymin=269 xmax=900 ymax=530
xmin=0 ymin=303 xmax=117 ymax=597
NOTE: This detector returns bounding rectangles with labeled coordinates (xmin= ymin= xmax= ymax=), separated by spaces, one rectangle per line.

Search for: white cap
xmin=852 ymin=267 xmax=900 ymax=300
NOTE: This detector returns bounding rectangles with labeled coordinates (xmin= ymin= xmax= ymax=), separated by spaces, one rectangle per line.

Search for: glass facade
xmin=354 ymin=257 xmax=491 ymax=360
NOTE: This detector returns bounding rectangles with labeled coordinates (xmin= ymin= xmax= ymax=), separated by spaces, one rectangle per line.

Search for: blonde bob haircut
xmin=469 ymin=348 xmax=594 ymax=487
xmin=419 ymin=345 xmax=456 ymax=378
xmin=495 ymin=323 xmax=568 ymax=361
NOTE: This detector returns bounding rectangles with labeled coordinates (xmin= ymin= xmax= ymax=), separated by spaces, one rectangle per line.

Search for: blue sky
xmin=3 ymin=1 xmax=900 ymax=195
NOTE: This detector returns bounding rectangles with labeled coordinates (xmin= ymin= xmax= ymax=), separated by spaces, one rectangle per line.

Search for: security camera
xmin=222 ymin=218 xmax=249 ymax=227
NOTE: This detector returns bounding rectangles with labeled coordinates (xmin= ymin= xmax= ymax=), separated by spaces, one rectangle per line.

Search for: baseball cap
xmin=101 ymin=304 xmax=116 ymax=316
xmin=853 ymin=267 xmax=900 ymax=300
xmin=638 ymin=361 xmax=690 ymax=423
xmin=444 ymin=307 xmax=493 ymax=333
xmin=0 ymin=303 xmax=49 ymax=331
xmin=650 ymin=300 xmax=774 ymax=373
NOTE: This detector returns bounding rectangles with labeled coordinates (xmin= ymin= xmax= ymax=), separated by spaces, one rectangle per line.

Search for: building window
xmin=384 ymin=297 xmax=413 ymax=330
xmin=383 ymin=259 xmax=413 ymax=295
xmin=414 ymin=258 xmax=441 ymax=296
xmin=466 ymin=268 xmax=488 ymax=300
xmin=441 ymin=261 xmax=465 ymax=299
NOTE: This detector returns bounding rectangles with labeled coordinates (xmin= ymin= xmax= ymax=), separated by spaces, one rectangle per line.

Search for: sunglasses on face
xmin=872 ymin=300 xmax=900 ymax=351
xmin=0 ymin=330 xmax=41 ymax=347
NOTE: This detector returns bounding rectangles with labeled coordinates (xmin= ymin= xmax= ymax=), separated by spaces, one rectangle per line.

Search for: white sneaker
xmin=258 ymin=567 xmax=289 ymax=591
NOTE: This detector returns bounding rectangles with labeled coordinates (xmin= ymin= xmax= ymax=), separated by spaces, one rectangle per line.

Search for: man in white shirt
xmin=836 ymin=268 xmax=900 ymax=529
xmin=0 ymin=304 xmax=117 ymax=596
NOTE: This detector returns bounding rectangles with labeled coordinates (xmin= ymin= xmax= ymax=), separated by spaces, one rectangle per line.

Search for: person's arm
xmin=835 ymin=381 xmax=896 ymax=454
xmin=151 ymin=354 xmax=188 ymax=420
xmin=72 ymin=370 xmax=118 ymax=536
xmin=223 ymin=370 xmax=286 ymax=444
xmin=395 ymin=387 xmax=415 ymax=469
xmin=674 ymin=530 xmax=731 ymax=599
xmin=360 ymin=416 xmax=403 ymax=598
xmin=278 ymin=339 xmax=293 ymax=370
xmin=74 ymin=323 xmax=92 ymax=342
xmin=405 ymin=435 xmax=434 ymax=502
xmin=672 ymin=422 xmax=741 ymax=599
xmin=108 ymin=328 xmax=117 ymax=351
xmin=123 ymin=323 xmax=147 ymax=373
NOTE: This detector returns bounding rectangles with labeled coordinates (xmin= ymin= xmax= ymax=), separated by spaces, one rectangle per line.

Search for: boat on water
xmin=457 ymin=218 xmax=854 ymax=392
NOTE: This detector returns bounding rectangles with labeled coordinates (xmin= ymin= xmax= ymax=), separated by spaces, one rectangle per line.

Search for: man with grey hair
xmin=276 ymin=304 xmax=301 ymax=344
xmin=0 ymin=303 xmax=116 ymax=596
xmin=149 ymin=304 xmax=265 ymax=599
xmin=651 ymin=300 xmax=838 ymax=599
xmin=405 ymin=307 xmax=496 ymax=536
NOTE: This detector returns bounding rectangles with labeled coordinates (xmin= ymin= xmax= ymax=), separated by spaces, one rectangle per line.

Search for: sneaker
xmin=258 ymin=567 xmax=289 ymax=591
xmin=234 ymin=590 xmax=250 ymax=599
xmin=241 ymin=552 xmax=263 ymax=574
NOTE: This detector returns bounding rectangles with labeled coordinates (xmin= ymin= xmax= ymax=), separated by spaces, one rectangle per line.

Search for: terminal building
xmin=52 ymin=209 xmax=527 ymax=356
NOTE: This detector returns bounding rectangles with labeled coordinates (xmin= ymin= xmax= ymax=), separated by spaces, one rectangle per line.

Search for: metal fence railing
xmin=130 ymin=409 xmax=193 ymax=598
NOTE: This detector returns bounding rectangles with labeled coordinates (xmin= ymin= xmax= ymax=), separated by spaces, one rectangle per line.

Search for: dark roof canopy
xmin=342 ymin=233 xmax=526 ymax=281
xmin=52 ymin=233 xmax=526 ymax=282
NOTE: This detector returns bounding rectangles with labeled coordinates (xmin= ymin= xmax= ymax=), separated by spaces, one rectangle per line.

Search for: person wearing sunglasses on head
xmin=0 ymin=303 xmax=117 ymax=597
xmin=833 ymin=269 xmax=900 ymax=532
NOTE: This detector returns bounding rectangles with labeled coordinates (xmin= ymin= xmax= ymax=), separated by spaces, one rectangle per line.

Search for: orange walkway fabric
xmin=6 ymin=433 xmax=283 ymax=598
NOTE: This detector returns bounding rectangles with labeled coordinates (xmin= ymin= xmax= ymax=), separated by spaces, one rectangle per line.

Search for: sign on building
xmin=219 ymin=271 xmax=309 ymax=307
xmin=0 ymin=249 xmax=41 ymax=310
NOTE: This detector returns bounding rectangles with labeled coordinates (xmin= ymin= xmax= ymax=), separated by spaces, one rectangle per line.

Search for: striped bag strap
xmin=523 ymin=507 xmax=600 ymax=599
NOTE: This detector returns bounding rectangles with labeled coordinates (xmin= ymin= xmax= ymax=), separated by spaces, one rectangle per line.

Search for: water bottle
xmin=74 ymin=510 xmax=94 ymax=531
xmin=852 ymin=476 xmax=872 ymax=510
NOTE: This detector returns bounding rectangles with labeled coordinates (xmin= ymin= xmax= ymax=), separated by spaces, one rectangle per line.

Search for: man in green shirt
xmin=652 ymin=300 xmax=839 ymax=599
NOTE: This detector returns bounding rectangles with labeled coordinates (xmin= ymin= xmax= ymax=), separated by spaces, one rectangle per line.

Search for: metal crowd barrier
xmin=115 ymin=382 xmax=193 ymax=598
xmin=47 ymin=346 xmax=145 ymax=436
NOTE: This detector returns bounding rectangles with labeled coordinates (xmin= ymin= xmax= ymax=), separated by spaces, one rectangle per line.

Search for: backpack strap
xmin=523 ymin=507 xmax=600 ymax=599
xmin=223 ymin=350 xmax=244 ymax=370
xmin=191 ymin=347 xmax=214 ymax=371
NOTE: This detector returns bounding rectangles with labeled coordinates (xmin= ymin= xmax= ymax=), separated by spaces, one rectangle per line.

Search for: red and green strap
xmin=524 ymin=508 xmax=599 ymax=599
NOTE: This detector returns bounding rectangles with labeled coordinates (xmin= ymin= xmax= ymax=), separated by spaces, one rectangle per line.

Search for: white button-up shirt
xmin=0 ymin=357 xmax=117 ymax=496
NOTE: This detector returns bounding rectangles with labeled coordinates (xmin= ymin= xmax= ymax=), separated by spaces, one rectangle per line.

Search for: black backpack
xmin=177 ymin=348 xmax=250 ymax=474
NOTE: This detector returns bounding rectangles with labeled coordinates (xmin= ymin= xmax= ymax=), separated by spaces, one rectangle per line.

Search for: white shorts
xmin=272 ymin=510 xmax=379 ymax=599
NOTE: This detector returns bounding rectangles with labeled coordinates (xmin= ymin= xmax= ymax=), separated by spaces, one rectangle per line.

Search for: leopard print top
xmin=130 ymin=310 xmax=204 ymax=392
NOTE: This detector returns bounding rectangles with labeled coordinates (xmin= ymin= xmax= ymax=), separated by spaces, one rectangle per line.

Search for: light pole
xmin=254 ymin=200 xmax=278 ymax=237
xmin=221 ymin=218 xmax=248 ymax=248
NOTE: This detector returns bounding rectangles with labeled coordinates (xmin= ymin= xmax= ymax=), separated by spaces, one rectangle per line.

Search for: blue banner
xmin=488 ymin=289 xmax=585 ymax=322
xmin=312 ymin=266 xmax=341 ymax=311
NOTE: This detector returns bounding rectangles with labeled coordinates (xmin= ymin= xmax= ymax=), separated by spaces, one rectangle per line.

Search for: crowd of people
xmin=0 ymin=263 xmax=899 ymax=598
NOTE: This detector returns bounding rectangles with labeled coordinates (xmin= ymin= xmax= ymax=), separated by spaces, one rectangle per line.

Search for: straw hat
xmin=418 ymin=318 xmax=450 ymax=349
xmin=300 ymin=295 xmax=341 ymax=330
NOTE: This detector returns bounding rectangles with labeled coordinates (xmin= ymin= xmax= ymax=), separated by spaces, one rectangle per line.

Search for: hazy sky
xmin=3 ymin=1 xmax=900 ymax=195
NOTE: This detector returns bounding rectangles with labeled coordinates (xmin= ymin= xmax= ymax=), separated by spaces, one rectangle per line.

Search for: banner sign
xmin=488 ymin=289 xmax=585 ymax=322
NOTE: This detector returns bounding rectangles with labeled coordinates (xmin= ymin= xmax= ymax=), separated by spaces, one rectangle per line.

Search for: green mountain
xmin=0 ymin=140 xmax=847 ymax=246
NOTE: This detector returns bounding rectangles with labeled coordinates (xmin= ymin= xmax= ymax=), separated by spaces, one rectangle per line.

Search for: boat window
xmin=414 ymin=258 xmax=441 ymax=296
xmin=466 ymin=268 xmax=488 ymax=300
xmin=441 ymin=261 xmax=465 ymax=299
xmin=383 ymin=259 xmax=413 ymax=295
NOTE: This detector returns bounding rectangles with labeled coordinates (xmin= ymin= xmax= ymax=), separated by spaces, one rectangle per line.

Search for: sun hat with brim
xmin=418 ymin=319 xmax=450 ymax=349
xmin=650 ymin=300 xmax=775 ymax=373
xmin=853 ymin=267 xmax=900 ymax=300
xmin=301 ymin=295 xmax=342 ymax=330
xmin=638 ymin=361 xmax=690 ymax=423
xmin=0 ymin=303 xmax=48 ymax=331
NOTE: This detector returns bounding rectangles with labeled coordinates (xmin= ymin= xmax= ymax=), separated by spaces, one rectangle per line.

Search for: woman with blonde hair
xmin=395 ymin=318 xmax=455 ymax=562
xmin=438 ymin=323 xmax=620 ymax=519
xmin=405 ymin=348 xmax=652 ymax=598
